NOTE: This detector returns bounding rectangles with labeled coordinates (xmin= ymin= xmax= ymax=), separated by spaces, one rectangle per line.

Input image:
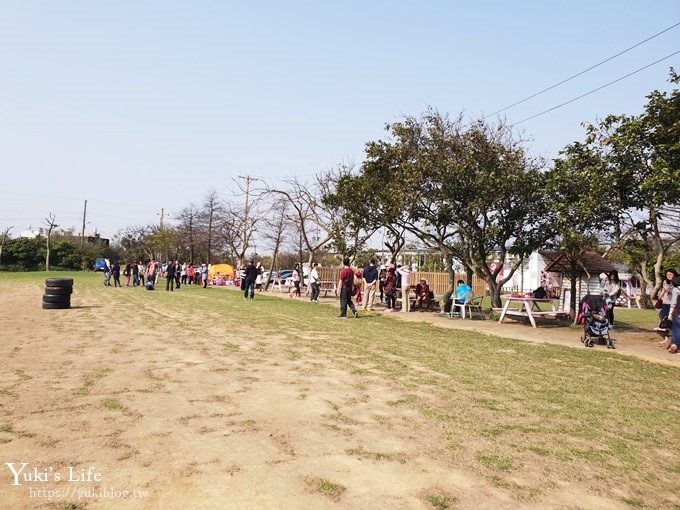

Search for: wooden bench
xmin=318 ymin=280 xmax=337 ymax=297
xmin=494 ymin=309 xmax=568 ymax=319
xmin=531 ymin=311 xmax=569 ymax=318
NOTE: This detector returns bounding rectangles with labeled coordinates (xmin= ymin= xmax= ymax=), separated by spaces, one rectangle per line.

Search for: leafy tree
xmin=545 ymin=141 xmax=612 ymax=317
xmin=336 ymin=110 xmax=552 ymax=307
xmin=51 ymin=240 xmax=80 ymax=269
xmin=583 ymin=70 xmax=680 ymax=303
xmin=0 ymin=227 xmax=12 ymax=265
xmin=2 ymin=237 xmax=45 ymax=269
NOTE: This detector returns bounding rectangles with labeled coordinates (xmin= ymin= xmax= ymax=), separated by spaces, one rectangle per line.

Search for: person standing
xmin=166 ymin=260 xmax=176 ymax=291
xmin=243 ymin=259 xmax=258 ymax=300
xmin=603 ymin=270 xmax=626 ymax=327
xmin=309 ymin=263 xmax=321 ymax=302
xmin=124 ymin=262 xmax=132 ymax=287
xmin=138 ymin=261 xmax=145 ymax=287
xmin=145 ymin=259 xmax=156 ymax=288
xmin=378 ymin=266 xmax=386 ymax=304
xmin=239 ymin=264 xmax=247 ymax=291
xmin=668 ymin=275 xmax=680 ymax=353
xmin=132 ymin=261 xmax=139 ymax=287
xmin=362 ymin=259 xmax=378 ymax=311
xmin=201 ymin=263 xmax=209 ymax=288
xmin=174 ymin=260 xmax=182 ymax=289
xmin=289 ymin=263 xmax=301 ymax=298
xmin=396 ymin=265 xmax=411 ymax=312
xmin=104 ymin=260 xmax=111 ymax=287
xmin=338 ymin=257 xmax=358 ymax=319
xmin=187 ymin=264 xmax=194 ymax=285
xmin=255 ymin=262 xmax=263 ymax=291
xmin=180 ymin=262 xmax=188 ymax=285
xmin=383 ymin=265 xmax=397 ymax=312
xmin=657 ymin=269 xmax=678 ymax=325
xmin=112 ymin=262 xmax=122 ymax=287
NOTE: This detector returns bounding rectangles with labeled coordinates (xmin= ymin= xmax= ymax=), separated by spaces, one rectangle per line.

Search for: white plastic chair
xmin=451 ymin=291 xmax=473 ymax=319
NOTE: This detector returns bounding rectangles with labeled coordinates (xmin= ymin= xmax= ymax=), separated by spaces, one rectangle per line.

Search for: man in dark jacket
xmin=243 ymin=259 xmax=258 ymax=300
xmin=362 ymin=259 xmax=379 ymax=311
xmin=166 ymin=261 xmax=176 ymax=292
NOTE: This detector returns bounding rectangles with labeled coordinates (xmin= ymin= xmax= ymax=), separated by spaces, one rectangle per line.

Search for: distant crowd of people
xmin=100 ymin=259 xmax=210 ymax=291
xmin=98 ymin=256 xmax=480 ymax=321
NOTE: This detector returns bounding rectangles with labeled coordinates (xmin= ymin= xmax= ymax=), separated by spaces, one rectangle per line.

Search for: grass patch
xmin=475 ymin=450 xmax=516 ymax=472
xmin=100 ymin=399 xmax=124 ymax=411
xmin=14 ymin=369 xmax=32 ymax=380
xmin=73 ymin=368 xmax=111 ymax=396
xmin=425 ymin=490 xmax=456 ymax=509
xmin=223 ymin=342 xmax=240 ymax=352
xmin=305 ymin=476 xmax=346 ymax=501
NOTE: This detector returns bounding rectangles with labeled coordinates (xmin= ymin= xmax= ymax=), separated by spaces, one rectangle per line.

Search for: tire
xmin=44 ymin=286 xmax=73 ymax=295
xmin=42 ymin=301 xmax=70 ymax=309
xmin=43 ymin=294 xmax=71 ymax=304
xmin=45 ymin=278 xmax=74 ymax=287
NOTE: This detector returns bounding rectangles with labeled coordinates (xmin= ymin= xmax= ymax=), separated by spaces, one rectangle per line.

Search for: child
xmin=354 ymin=271 xmax=363 ymax=305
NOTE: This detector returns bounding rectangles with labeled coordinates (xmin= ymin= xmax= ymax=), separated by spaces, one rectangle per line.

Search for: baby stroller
xmin=578 ymin=294 xmax=613 ymax=348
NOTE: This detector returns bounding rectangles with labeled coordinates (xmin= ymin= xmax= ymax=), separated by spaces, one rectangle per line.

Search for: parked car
xmin=262 ymin=271 xmax=276 ymax=284
xmin=93 ymin=258 xmax=108 ymax=272
xmin=275 ymin=269 xmax=310 ymax=287
xmin=277 ymin=270 xmax=293 ymax=281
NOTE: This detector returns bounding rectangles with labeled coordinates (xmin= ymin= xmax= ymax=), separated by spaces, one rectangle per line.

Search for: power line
xmin=513 ymin=49 xmax=680 ymax=125
xmin=486 ymin=21 xmax=680 ymax=118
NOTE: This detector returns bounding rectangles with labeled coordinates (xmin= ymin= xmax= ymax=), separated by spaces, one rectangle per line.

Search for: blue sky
xmin=1 ymin=1 xmax=678 ymax=239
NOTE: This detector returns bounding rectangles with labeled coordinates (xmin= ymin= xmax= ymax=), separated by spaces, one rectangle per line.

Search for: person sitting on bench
xmin=415 ymin=279 xmax=432 ymax=311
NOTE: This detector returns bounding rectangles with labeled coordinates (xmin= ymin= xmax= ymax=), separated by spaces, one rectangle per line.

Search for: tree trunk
xmin=487 ymin=276 xmax=501 ymax=309
xmin=465 ymin=267 xmax=473 ymax=286
xmin=45 ymin=235 xmax=51 ymax=271
xmin=568 ymin=263 xmax=579 ymax=321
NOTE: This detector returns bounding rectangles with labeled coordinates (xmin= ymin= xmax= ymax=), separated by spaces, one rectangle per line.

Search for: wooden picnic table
xmin=498 ymin=295 xmax=568 ymax=328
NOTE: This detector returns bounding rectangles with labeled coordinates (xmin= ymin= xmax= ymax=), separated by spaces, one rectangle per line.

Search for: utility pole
xmin=238 ymin=175 xmax=253 ymax=241
xmin=80 ymin=199 xmax=87 ymax=252
xmin=237 ymin=175 xmax=257 ymax=264
xmin=159 ymin=208 xmax=165 ymax=230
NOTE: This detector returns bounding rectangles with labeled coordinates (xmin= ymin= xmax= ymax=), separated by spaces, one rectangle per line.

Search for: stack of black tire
xmin=43 ymin=278 xmax=74 ymax=309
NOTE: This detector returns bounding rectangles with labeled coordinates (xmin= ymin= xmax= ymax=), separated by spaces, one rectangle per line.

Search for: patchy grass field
xmin=0 ymin=272 xmax=679 ymax=509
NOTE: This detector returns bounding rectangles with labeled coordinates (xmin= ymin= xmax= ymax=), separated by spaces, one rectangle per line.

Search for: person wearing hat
xmin=243 ymin=259 xmax=258 ymax=300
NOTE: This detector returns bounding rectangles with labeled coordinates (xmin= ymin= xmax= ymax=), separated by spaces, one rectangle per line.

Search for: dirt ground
xmin=0 ymin=281 xmax=676 ymax=509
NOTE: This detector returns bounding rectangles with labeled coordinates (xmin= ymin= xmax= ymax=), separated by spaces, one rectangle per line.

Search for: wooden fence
xmin=315 ymin=267 xmax=485 ymax=299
